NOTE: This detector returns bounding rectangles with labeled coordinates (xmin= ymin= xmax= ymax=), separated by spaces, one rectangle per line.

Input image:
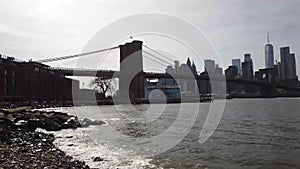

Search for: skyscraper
xmin=204 ymin=59 xmax=215 ymax=73
xmin=191 ymin=61 xmax=197 ymax=75
xmin=187 ymin=57 xmax=191 ymax=67
xmin=174 ymin=60 xmax=179 ymax=74
xmin=286 ymin=53 xmax=297 ymax=79
xmin=244 ymin=53 xmax=251 ymax=62
xmin=215 ymin=64 xmax=223 ymax=75
xmin=279 ymin=47 xmax=297 ymax=80
xmin=225 ymin=65 xmax=238 ymax=78
xmin=232 ymin=59 xmax=241 ymax=75
xmin=280 ymin=47 xmax=289 ymax=80
xmin=265 ymin=33 xmax=274 ymax=68
xmin=242 ymin=53 xmax=254 ymax=78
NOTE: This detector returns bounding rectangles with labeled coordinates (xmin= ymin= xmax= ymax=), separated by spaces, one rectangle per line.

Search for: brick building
xmin=0 ymin=55 xmax=79 ymax=102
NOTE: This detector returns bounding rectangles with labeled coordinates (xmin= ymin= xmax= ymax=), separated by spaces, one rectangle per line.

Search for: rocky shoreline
xmin=0 ymin=108 xmax=90 ymax=169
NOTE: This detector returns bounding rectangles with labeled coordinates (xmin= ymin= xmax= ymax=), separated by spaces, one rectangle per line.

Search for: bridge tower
xmin=256 ymin=68 xmax=277 ymax=97
xmin=118 ymin=40 xmax=145 ymax=102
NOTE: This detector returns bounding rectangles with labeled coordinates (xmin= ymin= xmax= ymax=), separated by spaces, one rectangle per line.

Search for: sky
xmin=0 ymin=0 xmax=300 ymax=78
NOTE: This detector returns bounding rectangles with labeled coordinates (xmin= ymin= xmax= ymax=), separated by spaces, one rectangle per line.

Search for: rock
xmin=27 ymin=119 xmax=44 ymax=131
xmin=0 ymin=119 xmax=13 ymax=143
xmin=44 ymin=118 xmax=62 ymax=131
xmin=80 ymin=118 xmax=105 ymax=127
xmin=0 ymin=112 xmax=5 ymax=119
xmin=0 ymin=128 xmax=90 ymax=169
xmin=0 ymin=109 xmax=81 ymax=132
xmin=0 ymin=119 xmax=12 ymax=129
xmin=62 ymin=117 xmax=81 ymax=129
xmin=14 ymin=120 xmax=27 ymax=126
xmin=93 ymin=156 xmax=104 ymax=162
xmin=48 ymin=112 xmax=70 ymax=123
xmin=6 ymin=114 xmax=16 ymax=123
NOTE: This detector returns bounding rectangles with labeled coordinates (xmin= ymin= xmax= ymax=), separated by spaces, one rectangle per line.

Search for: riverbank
xmin=0 ymin=108 xmax=90 ymax=168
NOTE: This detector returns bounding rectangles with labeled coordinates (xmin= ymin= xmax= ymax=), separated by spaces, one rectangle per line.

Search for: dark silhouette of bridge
xmin=38 ymin=40 xmax=300 ymax=100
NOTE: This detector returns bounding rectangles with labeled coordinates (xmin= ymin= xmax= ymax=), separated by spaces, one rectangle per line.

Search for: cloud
xmin=0 ymin=0 xmax=299 ymax=76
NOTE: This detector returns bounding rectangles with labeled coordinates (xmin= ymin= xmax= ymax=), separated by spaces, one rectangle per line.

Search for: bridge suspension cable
xmin=36 ymin=46 xmax=119 ymax=63
xmin=143 ymin=44 xmax=174 ymax=63
xmin=143 ymin=54 xmax=168 ymax=67
xmin=143 ymin=50 xmax=174 ymax=66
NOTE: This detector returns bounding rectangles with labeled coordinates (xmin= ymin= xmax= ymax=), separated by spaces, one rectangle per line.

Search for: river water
xmin=44 ymin=98 xmax=300 ymax=169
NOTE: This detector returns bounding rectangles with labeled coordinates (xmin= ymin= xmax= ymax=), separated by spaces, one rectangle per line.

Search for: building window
xmin=4 ymin=69 xmax=7 ymax=76
xmin=34 ymin=67 xmax=40 ymax=72
xmin=12 ymin=71 xmax=15 ymax=77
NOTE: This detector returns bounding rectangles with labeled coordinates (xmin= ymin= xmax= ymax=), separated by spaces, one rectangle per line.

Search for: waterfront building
xmin=0 ymin=55 xmax=79 ymax=102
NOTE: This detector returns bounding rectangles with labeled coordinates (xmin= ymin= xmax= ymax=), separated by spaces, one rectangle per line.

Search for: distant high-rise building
xmin=166 ymin=65 xmax=175 ymax=74
xmin=225 ymin=65 xmax=238 ymax=78
xmin=215 ymin=64 xmax=223 ymax=75
xmin=187 ymin=57 xmax=191 ymax=67
xmin=174 ymin=60 xmax=179 ymax=74
xmin=186 ymin=58 xmax=197 ymax=75
xmin=178 ymin=61 xmax=196 ymax=93
xmin=244 ymin=53 xmax=252 ymax=62
xmin=165 ymin=65 xmax=176 ymax=86
xmin=287 ymin=53 xmax=297 ymax=80
xmin=232 ymin=59 xmax=241 ymax=75
xmin=265 ymin=33 xmax=274 ymax=68
xmin=204 ymin=59 xmax=215 ymax=73
xmin=280 ymin=47 xmax=297 ymax=80
xmin=191 ymin=61 xmax=197 ymax=75
xmin=280 ymin=47 xmax=289 ymax=80
xmin=242 ymin=53 xmax=254 ymax=78
xmin=276 ymin=62 xmax=281 ymax=80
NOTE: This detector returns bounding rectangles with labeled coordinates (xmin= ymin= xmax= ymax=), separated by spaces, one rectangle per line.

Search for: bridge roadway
xmin=50 ymin=67 xmax=300 ymax=91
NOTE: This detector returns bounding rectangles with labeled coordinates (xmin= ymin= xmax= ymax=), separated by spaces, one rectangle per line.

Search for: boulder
xmin=27 ymin=119 xmax=44 ymax=131
xmin=80 ymin=118 xmax=105 ymax=127
xmin=44 ymin=118 xmax=62 ymax=131
xmin=48 ymin=112 xmax=70 ymax=123
xmin=93 ymin=157 xmax=104 ymax=162
xmin=0 ymin=119 xmax=12 ymax=129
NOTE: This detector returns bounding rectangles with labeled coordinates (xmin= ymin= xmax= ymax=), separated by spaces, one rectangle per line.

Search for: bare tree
xmin=90 ymin=77 xmax=116 ymax=97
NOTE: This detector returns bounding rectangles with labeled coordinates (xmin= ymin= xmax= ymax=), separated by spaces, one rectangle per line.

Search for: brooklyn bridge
xmin=33 ymin=40 xmax=300 ymax=101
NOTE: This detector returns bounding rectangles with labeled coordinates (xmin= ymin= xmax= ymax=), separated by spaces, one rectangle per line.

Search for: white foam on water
xmin=34 ymin=107 xmax=72 ymax=114
xmin=37 ymin=127 xmax=157 ymax=169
